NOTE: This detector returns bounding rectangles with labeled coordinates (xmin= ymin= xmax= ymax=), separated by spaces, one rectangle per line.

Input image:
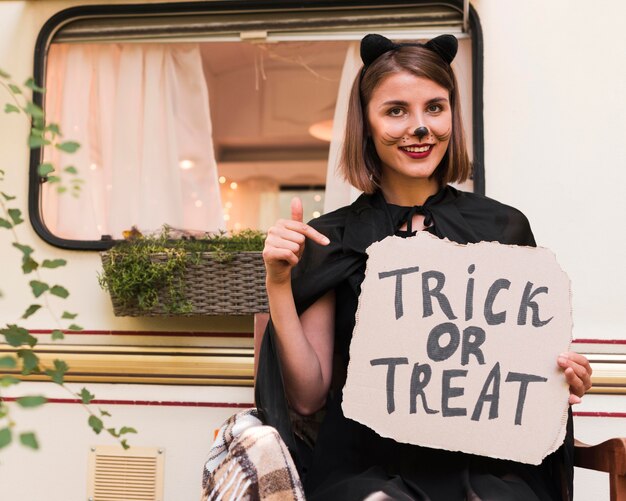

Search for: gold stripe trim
xmin=1 ymin=346 xmax=624 ymax=392
xmin=1 ymin=344 xmax=254 ymax=386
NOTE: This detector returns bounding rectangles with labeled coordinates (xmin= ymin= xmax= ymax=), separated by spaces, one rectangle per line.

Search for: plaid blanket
xmin=202 ymin=409 xmax=305 ymax=501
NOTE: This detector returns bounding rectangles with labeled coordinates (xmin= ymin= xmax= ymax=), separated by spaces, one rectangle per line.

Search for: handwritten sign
xmin=342 ymin=233 xmax=571 ymax=465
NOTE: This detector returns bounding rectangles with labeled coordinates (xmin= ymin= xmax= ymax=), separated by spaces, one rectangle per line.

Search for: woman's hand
xmin=557 ymin=352 xmax=593 ymax=404
xmin=263 ymin=197 xmax=329 ymax=285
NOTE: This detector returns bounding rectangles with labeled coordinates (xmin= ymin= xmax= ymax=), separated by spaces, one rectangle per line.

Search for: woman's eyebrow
xmin=380 ymin=100 xmax=409 ymax=107
xmin=426 ymin=97 xmax=449 ymax=105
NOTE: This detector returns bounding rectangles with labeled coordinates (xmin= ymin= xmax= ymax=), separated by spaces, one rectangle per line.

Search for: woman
xmin=257 ymin=34 xmax=592 ymax=501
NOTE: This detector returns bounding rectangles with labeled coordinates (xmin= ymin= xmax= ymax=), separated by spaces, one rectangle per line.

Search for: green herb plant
xmin=98 ymin=227 xmax=266 ymax=314
xmin=0 ymin=69 xmax=136 ymax=452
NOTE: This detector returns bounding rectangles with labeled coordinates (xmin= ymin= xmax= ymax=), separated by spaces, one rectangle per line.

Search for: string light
xmin=314 ymin=194 xmax=322 ymax=202
xmin=179 ymin=159 xmax=194 ymax=170
xmin=312 ymin=211 xmax=321 ymax=218
xmin=219 ymin=176 xmax=226 ymax=184
xmin=195 ymin=200 xmax=203 ymax=208
xmin=230 ymin=182 xmax=238 ymax=190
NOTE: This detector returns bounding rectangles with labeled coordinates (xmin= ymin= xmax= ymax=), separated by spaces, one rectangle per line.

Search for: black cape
xmin=256 ymin=186 xmax=574 ymax=501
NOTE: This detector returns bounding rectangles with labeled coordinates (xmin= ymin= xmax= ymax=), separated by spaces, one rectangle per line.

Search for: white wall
xmin=0 ymin=2 xmax=624 ymax=500
xmin=473 ymin=0 xmax=626 ymax=341
xmin=0 ymin=382 xmax=254 ymax=501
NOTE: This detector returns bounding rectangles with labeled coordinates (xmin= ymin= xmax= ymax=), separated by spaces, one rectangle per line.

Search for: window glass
xmin=41 ymin=40 xmax=348 ymax=239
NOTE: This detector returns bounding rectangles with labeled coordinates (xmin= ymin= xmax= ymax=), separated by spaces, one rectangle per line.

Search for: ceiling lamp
xmin=308 ymin=119 xmax=334 ymax=142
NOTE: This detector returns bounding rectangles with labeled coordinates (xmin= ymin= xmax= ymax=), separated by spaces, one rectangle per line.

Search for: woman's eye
xmin=427 ymin=104 xmax=443 ymax=113
xmin=388 ymin=108 xmax=404 ymax=117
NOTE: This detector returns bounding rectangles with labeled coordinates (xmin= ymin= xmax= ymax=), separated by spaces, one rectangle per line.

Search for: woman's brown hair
xmin=340 ymin=44 xmax=471 ymax=193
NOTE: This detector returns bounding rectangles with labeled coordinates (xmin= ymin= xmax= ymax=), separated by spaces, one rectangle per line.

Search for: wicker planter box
xmin=101 ymin=251 xmax=268 ymax=316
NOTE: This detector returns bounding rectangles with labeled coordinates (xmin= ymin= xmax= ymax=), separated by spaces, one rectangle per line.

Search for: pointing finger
xmin=283 ymin=219 xmax=329 ymax=246
xmin=291 ymin=197 xmax=303 ymax=223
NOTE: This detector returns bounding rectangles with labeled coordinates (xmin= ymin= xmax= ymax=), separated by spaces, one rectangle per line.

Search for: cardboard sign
xmin=342 ymin=233 xmax=571 ymax=465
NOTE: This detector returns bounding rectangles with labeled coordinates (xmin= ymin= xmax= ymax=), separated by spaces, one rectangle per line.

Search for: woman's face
xmin=366 ymin=71 xmax=452 ymax=187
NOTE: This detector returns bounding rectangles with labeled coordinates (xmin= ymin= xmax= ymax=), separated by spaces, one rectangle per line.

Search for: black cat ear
xmin=424 ymin=35 xmax=458 ymax=65
xmin=360 ymin=34 xmax=398 ymax=67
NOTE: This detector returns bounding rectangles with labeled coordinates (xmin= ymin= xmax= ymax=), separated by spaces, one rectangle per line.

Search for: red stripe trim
xmin=572 ymin=339 xmax=626 ymax=345
xmin=573 ymin=411 xmax=626 ymax=418
xmin=29 ymin=329 xmax=252 ymax=338
xmin=23 ymin=333 xmax=625 ymax=342
xmin=0 ymin=397 xmax=254 ymax=408
xmin=2 ymin=398 xmax=623 ymax=416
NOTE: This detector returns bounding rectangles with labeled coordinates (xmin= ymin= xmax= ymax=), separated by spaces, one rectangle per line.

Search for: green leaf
xmin=33 ymin=116 xmax=44 ymax=130
xmin=61 ymin=311 xmax=77 ymax=319
xmin=4 ymin=103 xmax=20 ymax=114
xmin=99 ymin=409 xmax=111 ymax=417
xmin=119 ymin=427 xmax=137 ymax=435
xmin=0 ymin=217 xmax=12 ymax=229
xmin=42 ymin=259 xmax=66 ymax=269
xmin=8 ymin=83 xmax=21 ymax=94
xmin=0 ymin=428 xmax=12 ymax=449
xmin=24 ymin=101 xmax=43 ymax=118
xmin=37 ymin=163 xmax=54 ymax=176
xmin=120 ymin=439 xmax=130 ymax=450
xmin=19 ymin=432 xmax=39 ymax=450
xmin=79 ymin=388 xmax=95 ymax=404
xmin=29 ymin=280 xmax=49 ymax=297
xmin=45 ymin=359 xmax=68 ymax=384
xmin=1 ymin=191 xmax=16 ymax=201
xmin=0 ymin=356 xmax=17 ymax=368
xmin=13 ymin=243 xmax=38 ymax=274
xmin=56 ymin=141 xmax=80 ymax=153
xmin=12 ymin=242 xmax=33 ymax=256
xmin=88 ymin=415 xmax=103 ymax=434
xmin=0 ymin=68 xmax=10 ymax=78
xmin=17 ymin=350 xmax=39 ymax=375
xmin=28 ymin=134 xmax=49 ymax=148
xmin=47 ymin=175 xmax=61 ymax=183
xmin=2 ymin=324 xmax=37 ymax=347
xmin=0 ymin=376 xmax=20 ymax=387
xmin=21 ymin=257 xmax=38 ymax=274
xmin=16 ymin=396 xmax=47 ymax=408
xmin=24 ymin=78 xmax=45 ymax=94
xmin=8 ymin=208 xmax=23 ymax=225
xmin=22 ymin=304 xmax=41 ymax=319
xmin=45 ymin=123 xmax=61 ymax=135
xmin=64 ymin=166 xmax=77 ymax=175
xmin=56 ymin=186 xmax=67 ymax=194
xmin=50 ymin=329 xmax=65 ymax=341
xmin=107 ymin=427 xmax=119 ymax=437
xmin=50 ymin=285 xmax=69 ymax=298
xmin=68 ymin=324 xmax=83 ymax=331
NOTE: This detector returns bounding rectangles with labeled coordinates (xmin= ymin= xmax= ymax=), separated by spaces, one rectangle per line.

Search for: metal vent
xmin=87 ymin=446 xmax=164 ymax=501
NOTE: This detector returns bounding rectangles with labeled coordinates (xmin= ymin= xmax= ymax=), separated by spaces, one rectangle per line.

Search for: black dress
xmin=256 ymin=186 xmax=574 ymax=501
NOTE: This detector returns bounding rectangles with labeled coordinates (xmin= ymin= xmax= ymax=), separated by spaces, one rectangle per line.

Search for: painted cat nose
xmin=414 ymin=126 xmax=430 ymax=140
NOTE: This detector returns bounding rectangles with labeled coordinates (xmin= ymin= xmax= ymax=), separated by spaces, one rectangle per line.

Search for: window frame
xmin=29 ymin=0 xmax=484 ymax=251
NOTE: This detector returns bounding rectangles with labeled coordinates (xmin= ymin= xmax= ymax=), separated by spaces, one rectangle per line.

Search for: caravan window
xmin=31 ymin=2 xmax=482 ymax=249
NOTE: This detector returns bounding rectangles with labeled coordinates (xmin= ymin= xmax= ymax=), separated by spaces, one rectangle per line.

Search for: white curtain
xmin=323 ymin=42 xmax=362 ymax=214
xmin=42 ymin=43 xmax=224 ymax=240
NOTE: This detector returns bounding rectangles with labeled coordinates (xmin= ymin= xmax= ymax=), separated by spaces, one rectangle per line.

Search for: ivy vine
xmin=0 ymin=69 xmax=136 ymax=451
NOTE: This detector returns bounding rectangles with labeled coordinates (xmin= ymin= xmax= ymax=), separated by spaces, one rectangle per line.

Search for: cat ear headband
xmin=360 ymin=33 xmax=458 ymax=69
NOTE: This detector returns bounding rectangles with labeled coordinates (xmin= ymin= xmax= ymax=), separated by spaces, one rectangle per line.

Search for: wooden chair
xmin=254 ymin=313 xmax=626 ymax=501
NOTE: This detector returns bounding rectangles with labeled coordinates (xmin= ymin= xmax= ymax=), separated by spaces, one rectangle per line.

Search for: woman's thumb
xmin=291 ymin=197 xmax=303 ymax=222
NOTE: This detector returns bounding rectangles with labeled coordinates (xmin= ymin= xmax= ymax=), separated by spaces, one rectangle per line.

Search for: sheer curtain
xmin=323 ymin=42 xmax=362 ymax=214
xmin=42 ymin=43 xmax=224 ymax=240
